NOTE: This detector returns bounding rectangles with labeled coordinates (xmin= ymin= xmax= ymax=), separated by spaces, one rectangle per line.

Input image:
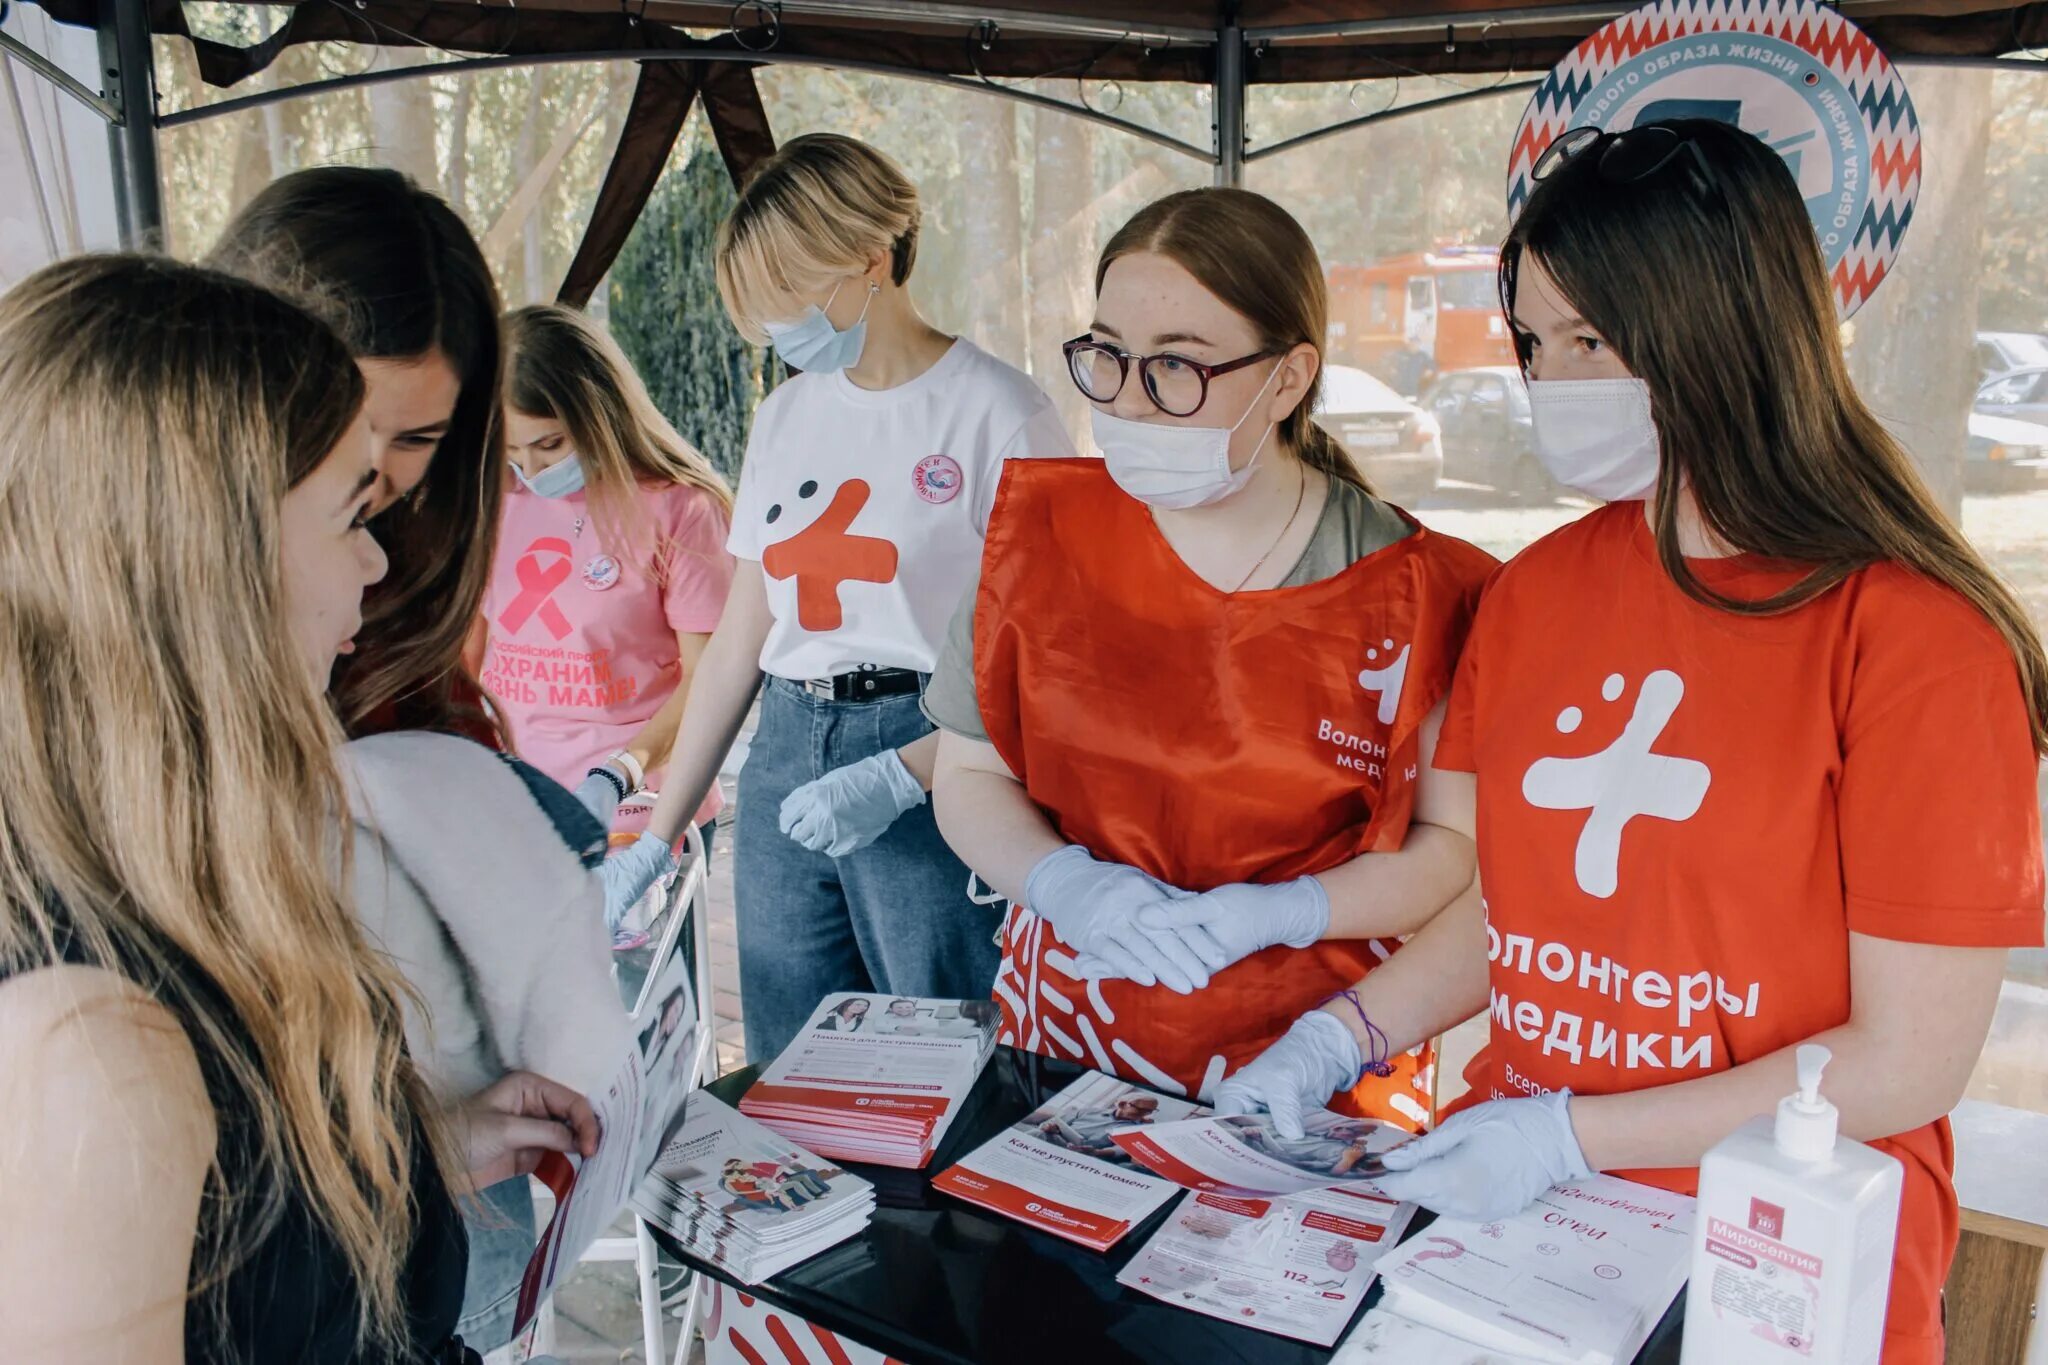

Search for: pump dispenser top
xmin=1773 ymin=1043 xmax=1839 ymax=1162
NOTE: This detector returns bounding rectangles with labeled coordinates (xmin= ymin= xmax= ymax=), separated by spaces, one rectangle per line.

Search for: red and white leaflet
xmin=740 ymin=992 xmax=998 ymax=1168
xmin=1116 ymin=1185 xmax=1417 ymax=1346
xmin=1111 ymin=1111 xmax=1409 ymax=1199
xmin=932 ymin=1071 xmax=1204 ymax=1251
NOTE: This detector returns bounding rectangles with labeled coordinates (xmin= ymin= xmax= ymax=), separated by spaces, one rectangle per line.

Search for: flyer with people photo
xmin=1116 ymin=1185 xmax=1416 ymax=1346
xmin=931 ymin=1071 xmax=1204 ymax=1251
xmin=1110 ymin=1111 xmax=1409 ymax=1199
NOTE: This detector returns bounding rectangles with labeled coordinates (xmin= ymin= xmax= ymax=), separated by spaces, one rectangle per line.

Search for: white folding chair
xmin=577 ymin=822 xmax=718 ymax=1365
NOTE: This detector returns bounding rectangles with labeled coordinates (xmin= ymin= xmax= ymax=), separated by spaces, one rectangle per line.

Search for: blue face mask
xmin=513 ymin=452 xmax=585 ymax=499
xmin=763 ymin=280 xmax=876 ymax=374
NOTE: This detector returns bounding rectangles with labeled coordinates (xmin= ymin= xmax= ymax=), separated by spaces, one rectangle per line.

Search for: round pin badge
xmin=1505 ymin=0 xmax=1919 ymax=318
xmin=912 ymin=453 xmax=964 ymax=505
xmin=582 ymin=553 xmax=621 ymax=591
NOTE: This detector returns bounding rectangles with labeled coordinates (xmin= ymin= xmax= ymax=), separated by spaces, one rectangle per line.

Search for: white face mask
xmin=1525 ymin=377 xmax=1662 ymax=502
xmin=1093 ymin=364 xmax=1280 ymax=510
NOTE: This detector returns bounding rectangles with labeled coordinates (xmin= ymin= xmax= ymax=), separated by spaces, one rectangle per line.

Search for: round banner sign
xmin=1506 ymin=0 xmax=1919 ymax=317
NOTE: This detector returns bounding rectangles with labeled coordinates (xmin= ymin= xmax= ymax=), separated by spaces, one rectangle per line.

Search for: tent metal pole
xmin=0 ymin=29 xmax=121 ymax=121
xmin=1214 ymin=21 xmax=1244 ymax=186
xmin=96 ymin=0 xmax=161 ymax=245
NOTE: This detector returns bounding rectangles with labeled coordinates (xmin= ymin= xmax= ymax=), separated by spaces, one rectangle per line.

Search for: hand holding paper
xmin=1212 ymin=1008 xmax=1363 ymax=1140
xmin=1374 ymin=1090 xmax=1591 ymax=1221
xmin=456 ymin=1069 xmax=601 ymax=1190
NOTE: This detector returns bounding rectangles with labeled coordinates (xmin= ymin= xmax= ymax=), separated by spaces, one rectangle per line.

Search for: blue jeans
xmin=735 ymin=676 xmax=999 ymax=1063
xmin=455 ymin=1174 xmax=535 ymax=1353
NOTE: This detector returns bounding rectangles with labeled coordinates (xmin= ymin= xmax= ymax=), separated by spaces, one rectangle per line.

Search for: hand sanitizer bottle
xmin=1680 ymin=1045 xmax=1904 ymax=1364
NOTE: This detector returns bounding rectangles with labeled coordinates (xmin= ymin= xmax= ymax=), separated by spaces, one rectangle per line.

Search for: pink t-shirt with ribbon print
xmin=482 ymin=479 xmax=734 ymax=830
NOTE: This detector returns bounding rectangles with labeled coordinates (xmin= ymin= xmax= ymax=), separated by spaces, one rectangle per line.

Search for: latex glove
xmin=1024 ymin=845 xmax=1217 ymax=995
xmin=454 ymin=1069 xmax=600 ymax=1191
xmin=779 ymin=750 xmax=926 ymax=857
xmin=1212 ymin=1008 xmax=1363 ymax=1139
xmin=1103 ymin=876 xmax=1330 ymax=978
xmin=1374 ymin=1091 xmax=1592 ymax=1222
xmin=600 ymin=830 xmax=679 ymax=931
xmin=573 ymin=769 xmax=624 ymax=828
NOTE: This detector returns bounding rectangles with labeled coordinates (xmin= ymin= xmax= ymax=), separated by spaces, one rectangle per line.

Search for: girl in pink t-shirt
xmin=482 ymin=306 xmax=736 ymax=938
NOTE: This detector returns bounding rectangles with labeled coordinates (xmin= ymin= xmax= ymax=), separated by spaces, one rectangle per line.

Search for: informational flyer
xmin=1111 ymin=1110 xmax=1408 ymax=1199
xmin=1116 ymin=1185 xmax=1417 ymax=1346
xmin=1371 ymin=1175 xmax=1695 ymax=1365
xmin=932 ymin=1071 xmax=1204 ymax=1250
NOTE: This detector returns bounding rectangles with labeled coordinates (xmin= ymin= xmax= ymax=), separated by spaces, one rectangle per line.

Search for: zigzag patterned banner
xmin=1505 ymin=0 xmax=1920 ymax=318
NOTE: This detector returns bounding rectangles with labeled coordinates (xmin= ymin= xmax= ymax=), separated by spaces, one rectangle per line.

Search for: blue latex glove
xmin=1374 ymin=1091 xmax=1592 ymax=1221
xmin=1212 ymin=1008 xmax=1363 ymax=1138
xmin=599 ymin=831 xmax=679 ymax=932
xmin=573 ymin=770 xmax=624 ymax=828
xmin=1074 ymin=877 xmax=1330 ymax=979
xmin=1024 ymin=845 xmax=1217 ymax=995
xmin=779 ymin=749 xmax=925 ymax=857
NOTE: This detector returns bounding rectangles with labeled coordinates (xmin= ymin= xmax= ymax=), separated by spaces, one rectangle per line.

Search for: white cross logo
xmin=1521 ymin=669 xmax=1711 ymax=899
xmin=1356 ymin=638 xmax=1410 ymax=726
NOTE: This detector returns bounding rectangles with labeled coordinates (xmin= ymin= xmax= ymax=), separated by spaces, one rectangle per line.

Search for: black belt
xmin=801 ymin=666 xmax=922 ymax=703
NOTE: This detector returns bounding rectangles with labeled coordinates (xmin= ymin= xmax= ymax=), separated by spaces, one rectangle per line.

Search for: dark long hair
xmin=1096 ymin=188 xmax=1367 ymax=492
xmin=1505 ymin=119 xmax=2048 ymax=752
xmin=208 ymin=166 xmax=505 ymax=744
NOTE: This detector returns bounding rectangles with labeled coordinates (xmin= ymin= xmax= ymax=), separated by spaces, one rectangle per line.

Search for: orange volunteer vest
xmin=976 ymin=459 xmax=1495 ymax=1123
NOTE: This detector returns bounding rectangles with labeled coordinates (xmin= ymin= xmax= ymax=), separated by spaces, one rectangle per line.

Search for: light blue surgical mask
xmin=513 ymin=452 xmax=586 ymax=499
xmin=763 ymin=280 xmax=877 ymax=374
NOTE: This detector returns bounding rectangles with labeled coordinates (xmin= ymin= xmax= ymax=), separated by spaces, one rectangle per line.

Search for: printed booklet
xmin=1117 ymin=1185 xmax=1417 ymax=1346
xmin=931 ymin=1070 xmax=1204 ymax=1251
xmin=631 ymin=1090 xmax=876 ymax=1285
xmin=1367 ymin=1174 xmax=1695 ymax=1365
xmin=739 ymin=991 xmax=1000 ymax=1169
xmin=1111 ymin=1110 xmax=1409 ymax=1199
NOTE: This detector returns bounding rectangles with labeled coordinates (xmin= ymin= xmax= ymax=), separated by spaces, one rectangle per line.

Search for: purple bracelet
xmin=1326 ymin=988 xmax=1396 ymax=1081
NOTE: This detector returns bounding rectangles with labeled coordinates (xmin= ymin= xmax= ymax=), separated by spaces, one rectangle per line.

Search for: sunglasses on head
xmin=1531 ymin=124 xmax=1720 ymax=200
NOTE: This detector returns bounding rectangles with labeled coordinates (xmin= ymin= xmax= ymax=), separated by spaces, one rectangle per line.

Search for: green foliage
xmin=607 ymin=144 xmax=779 ymax=483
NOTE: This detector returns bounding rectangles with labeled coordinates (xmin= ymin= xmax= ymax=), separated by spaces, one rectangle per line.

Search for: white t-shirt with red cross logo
xmin=727 ymin=337 xmax=1075 ymax=680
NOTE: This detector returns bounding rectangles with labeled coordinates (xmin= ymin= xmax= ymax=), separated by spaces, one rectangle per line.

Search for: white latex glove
xmin=599 ymin=830 xmax=678 ymax=931
xmin=572 ymin=769 xmax=624 ymax=828
xmin=1071 ymin=876 xmax=1331 ymax=981
xmin=1374 ymin=1091 xmax=1592 ymax=1221
xmin=1024 ymin=845 xmax=1218 ymax=995
xmin=779 ymin=749 xmax=926 ymax=857
xmin=1212 ymin=1008 xmax=1364 ymax=1139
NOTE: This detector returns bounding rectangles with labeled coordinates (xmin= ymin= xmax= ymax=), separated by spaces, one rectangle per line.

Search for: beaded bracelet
xmin=1326 ymin=987 xmax=1396 ymax=1081
xmin=586 ymin=765 xmax=630 ymax=804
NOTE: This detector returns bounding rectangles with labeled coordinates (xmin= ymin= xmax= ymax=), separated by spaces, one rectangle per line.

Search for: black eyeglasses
xmin=1062 ymin=335 xmax=1274 ymax=418
xmin=1531 ymin=124 xmax=1718 ymax=200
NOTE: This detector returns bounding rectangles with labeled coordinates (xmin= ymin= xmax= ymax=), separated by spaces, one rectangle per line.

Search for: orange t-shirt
xmin=1435 ymin=503 xmax=2044 ymax=1365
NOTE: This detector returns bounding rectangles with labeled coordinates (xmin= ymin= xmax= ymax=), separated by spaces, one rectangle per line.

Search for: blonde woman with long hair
xmin=482 ymin=305 xmax=736 ymax=940
xmin=625 ymin=133 xmax=1076 ymax=1063
xmin=0 ymin=255 xmax=595 ymax=1365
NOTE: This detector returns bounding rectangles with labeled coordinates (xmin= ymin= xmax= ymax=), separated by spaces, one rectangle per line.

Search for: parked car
xmin=1975 ymin=331 xmax=2048 ymax=383
xmin=1975 ymin=365 xmax=2048 ymax=426
xmin=1420 ymin=366 xmax=1558 ymax=501
xmin=1313 ymin=363 xmax=1442 ymax=503
xmin=1966 ymin=411 xmax=2048 ymax=492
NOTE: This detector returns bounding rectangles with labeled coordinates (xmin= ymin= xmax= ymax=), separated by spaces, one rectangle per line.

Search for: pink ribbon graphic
xmin=498 ymin=536 xmax=574 ymax=641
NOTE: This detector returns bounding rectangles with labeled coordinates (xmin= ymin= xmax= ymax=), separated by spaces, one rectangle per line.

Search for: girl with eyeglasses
xmin=925 ymin=187 xmax=1495 ymax=1125
xmin=1218 ymin=121 xmax=2047 ymax=1364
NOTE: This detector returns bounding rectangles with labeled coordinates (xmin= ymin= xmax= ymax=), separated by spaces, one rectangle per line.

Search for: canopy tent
xmin=13 ymin=0 xmax=2048 ymax=300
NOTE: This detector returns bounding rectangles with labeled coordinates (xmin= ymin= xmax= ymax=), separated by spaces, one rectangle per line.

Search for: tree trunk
xmin=365 ymin=50 xmax=440 ymax=191
xmin=519 ymin=76 xmax=546 ymax=304
xmin=484 ymin=80 xmax=606 ymax=296
xmin=1029 ymin=108 xmax=1098 ymax=447
xmin=955 ymin=94 xmax=1025 ymax=369
xmin=446 ymin=79 xmax=475 ymax=216
xmin=1845 ymin=67 xmax=1995 ymax=519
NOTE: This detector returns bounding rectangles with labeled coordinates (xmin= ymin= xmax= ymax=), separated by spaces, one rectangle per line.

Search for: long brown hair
xmin=1096 ymin=187 xmax=1367 ymax=492
xmin=1505 ymin=118 xmax=2048 ymax=751
xmin=208 ymin=166 xmax=505 ymax=744
xmin=0 ymin=256 xmax=443 ymax=1352
xmin=504 ymin=304 xmax=734 ymax=566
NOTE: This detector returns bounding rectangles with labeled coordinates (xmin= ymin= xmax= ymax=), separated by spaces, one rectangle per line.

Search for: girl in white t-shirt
xmin=624 ymin=133 xmax=1074 ymax=1061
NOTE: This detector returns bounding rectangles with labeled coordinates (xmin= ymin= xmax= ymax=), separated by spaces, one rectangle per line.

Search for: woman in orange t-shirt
xmin=1216 ymin=120 xmax=2047 ymax=1365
